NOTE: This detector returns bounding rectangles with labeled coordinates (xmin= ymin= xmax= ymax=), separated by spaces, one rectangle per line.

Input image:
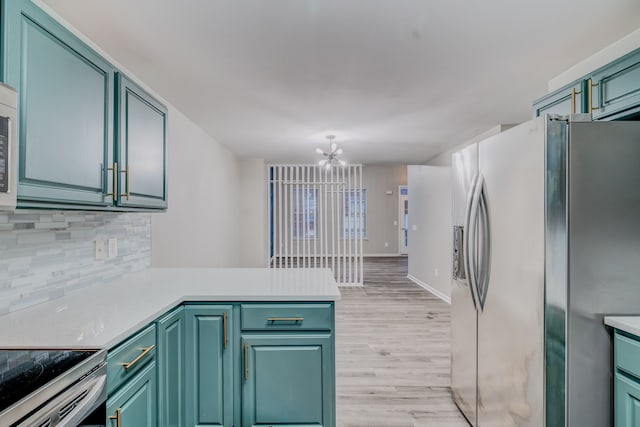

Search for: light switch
xmin=108 ymin=238 xmax=118 ymax=258
xmin=412 ymin=224 xmax=417 ymax=231
xmin=94 ymin=239 xmax=106 ymax=260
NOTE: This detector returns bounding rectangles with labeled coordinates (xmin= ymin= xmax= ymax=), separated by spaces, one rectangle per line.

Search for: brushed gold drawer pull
xmin=106 ymin=162 xmax=118 ymax=202
xmin=244 ymin=342 xmax=249 ymax=380
xmin=120 ymin=167 xmax=130 ymax=200
xmin=122 ymin=344 xmax=155 ymax=371
xmin=570 ymin=87 xmax=583 ymax=114
xmin=223 ymin=311 xmax=228 ymax=349
xmin=109 ymin=408 xmax=122 ymax=427
xmin=267 ymin=317 xmax=304 ymax=322
xmin=588 ymin=78 xmax=600 ymax=113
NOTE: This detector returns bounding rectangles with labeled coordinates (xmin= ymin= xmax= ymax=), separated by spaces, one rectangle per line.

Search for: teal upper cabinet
xmin=533 ymin=48 xmax=640 ymax=121
xmin=2 ymin=0 xmax=115 ymax=207
xmin=589 ymin=49 xmax=640 ymax=120
xmin=241 ymin=334 xmax=335 ymax=427
xmin=185 ymin=305 xmax=234 ymax=427
xmin=116 ymin=74 xmax=168 ymax=209
xmin=533 ymin=80 xmax=586 ymax=118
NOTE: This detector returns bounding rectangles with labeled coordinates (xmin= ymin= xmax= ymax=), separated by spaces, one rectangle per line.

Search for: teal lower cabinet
xmin=241 ymin=334 xmax=334 ymax=427
xmin=614 ymin=331 xmax=640 ymax=427
xmin=107 ymin=301 xmax=336 ymax=427
xmin=157 ymin=307 xmax=185 ymax=427
xmin=615 ymin=372 xmax=640 ymax=426
xmin=106 ymin=360 xmax=157 ymax=427
xmin=185 ymin=305 xmax=235 ymax=427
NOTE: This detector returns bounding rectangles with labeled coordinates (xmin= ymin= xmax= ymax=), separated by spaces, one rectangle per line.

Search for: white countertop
xmin=604 ymin=316 xmax=640 ymax=337
xmin=0 ymin=268 xmax=340 ymax=349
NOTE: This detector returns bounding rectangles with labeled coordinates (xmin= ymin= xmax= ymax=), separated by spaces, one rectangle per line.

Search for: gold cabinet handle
xmin=120 ymin=167 xmax=130 ymax=200
xmin=588 ymin=78 xmax=600 ymax=113
xmin=223 ymin=311 xmax=228 ymax=349
xmin=109 ymin=408 xmax=122 ymax=427
xmin=106 ymin=162 xmax=118 ymax=202
xmin=267 ymin=317 xmax=304 ymax=322
xmin=571 ymin=87 xmax=581 ymax=114
xmin=122 ymin=344 xmax=155 ymax=371
xmin=244 ymin=342 xmax=249 ymax=380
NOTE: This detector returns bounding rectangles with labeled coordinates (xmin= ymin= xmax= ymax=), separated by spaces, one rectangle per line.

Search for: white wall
xmin=362 ymin=165 xmax=407 ymax=255
xmin=33 ymin=1 xmax=244 ymax=269
xmin=151 ymin=109 xmax=240 ymax=267
xmin=237 ymin=158 xmax=268 ymax=267
xmin=407 ymin=166 xmax=452 ymax=302
xmin=549 ymin=27 xmax=640 ymax=92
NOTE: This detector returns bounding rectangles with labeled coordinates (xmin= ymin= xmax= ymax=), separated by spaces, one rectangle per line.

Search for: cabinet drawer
xmin=615 ymin=332 xmax=640 ymax=380
xmin=107 ymin=324 xmax=156 ymax=393
xmin=241 ymin=304 xmax=333 ymax=331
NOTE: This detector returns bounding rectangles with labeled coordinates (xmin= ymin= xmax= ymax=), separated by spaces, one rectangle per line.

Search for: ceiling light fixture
xmin=316 ymin=135 xmax=346 ymax=169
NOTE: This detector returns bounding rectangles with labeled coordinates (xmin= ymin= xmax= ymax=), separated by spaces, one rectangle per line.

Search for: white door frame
xmin=398 ymin=185 xmax=409 ymax=254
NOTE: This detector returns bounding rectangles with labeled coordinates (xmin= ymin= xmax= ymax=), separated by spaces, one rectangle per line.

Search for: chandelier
xmin=316 ymin=135 xmax=346 ymax=169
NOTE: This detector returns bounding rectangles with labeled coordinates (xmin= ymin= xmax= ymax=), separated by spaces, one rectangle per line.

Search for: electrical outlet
xmin=94 ymin=239 xmax=106 ymax=260
xmin=108 ymin=238 xmax=118 ymax=258
xmin=435 ymin=268 xmax=439 ymax=277
xmin=385 ymin=242 xmax=389 ymax=248
xmin=393 ymin=220 xmax=398 ymax=226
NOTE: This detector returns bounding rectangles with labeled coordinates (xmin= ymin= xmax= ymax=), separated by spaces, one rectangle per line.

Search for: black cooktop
xmin=0 ymin=349 xmax=95 ymax=414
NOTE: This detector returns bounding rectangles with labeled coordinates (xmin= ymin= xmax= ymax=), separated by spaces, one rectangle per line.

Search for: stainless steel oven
xmin=0 ymin=349 xmax=107 ymax=427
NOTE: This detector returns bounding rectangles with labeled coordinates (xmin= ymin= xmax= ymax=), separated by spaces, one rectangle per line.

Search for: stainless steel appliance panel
xmin=566 ymin=121 xmax=640 ymax=427
xmin=450 ymin=143 xmax=479 ymax=426
xmin=543 ymin=117 xmax=569 ymax=427
xmin=477 ymin=118 xmax=545 ymax=426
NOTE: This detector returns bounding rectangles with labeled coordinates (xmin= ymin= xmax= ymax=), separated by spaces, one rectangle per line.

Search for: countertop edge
xmin=604 ymin=316 xmax=640 ymax=338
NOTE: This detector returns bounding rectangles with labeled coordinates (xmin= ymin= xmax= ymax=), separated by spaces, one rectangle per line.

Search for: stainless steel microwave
xmin=0 ymin=83 xmax=17 ymax=210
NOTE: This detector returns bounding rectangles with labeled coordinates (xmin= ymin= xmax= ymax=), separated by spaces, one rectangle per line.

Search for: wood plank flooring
xmin=335 ymin=256 xmax=469 ymax=427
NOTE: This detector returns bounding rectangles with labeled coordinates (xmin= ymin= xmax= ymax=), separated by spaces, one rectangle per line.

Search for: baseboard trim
xmin=407 ymin=274 xmax=451 ymax=304
xmin=363 ymin=253 xmax=405 ymax=257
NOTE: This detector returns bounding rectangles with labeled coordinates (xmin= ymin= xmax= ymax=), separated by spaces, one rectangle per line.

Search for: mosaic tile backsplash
xmin=0 ymin=211 xmax=151 ymax=314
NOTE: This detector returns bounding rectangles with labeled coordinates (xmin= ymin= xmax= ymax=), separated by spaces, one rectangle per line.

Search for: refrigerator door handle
xmin=477 ymin=177 xmax=491 ymax=310
xmin=464 ymin=173 xmax=481 ymax=310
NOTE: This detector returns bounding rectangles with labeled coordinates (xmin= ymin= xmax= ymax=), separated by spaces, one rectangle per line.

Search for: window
xmin=344 ymin=189 xmax=366 ymax=238
xmin=292 ymin=189 xmax=317 ymax=239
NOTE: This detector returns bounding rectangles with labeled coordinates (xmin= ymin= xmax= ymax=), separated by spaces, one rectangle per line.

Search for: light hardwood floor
xmin=335 ymin=256 xmax=469 ymax=427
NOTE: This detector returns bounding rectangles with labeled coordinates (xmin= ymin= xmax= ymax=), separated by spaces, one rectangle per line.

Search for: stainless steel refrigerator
xmin=450 ymin=114 xmax=640 ymax=427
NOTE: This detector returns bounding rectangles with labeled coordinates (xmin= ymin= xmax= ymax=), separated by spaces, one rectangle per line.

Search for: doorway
xmin=399 ymin=185 xmax=409 ymax=254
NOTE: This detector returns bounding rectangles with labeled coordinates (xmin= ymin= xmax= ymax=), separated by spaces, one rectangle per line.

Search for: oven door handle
xmin=57 ymin=371 xmax=107 ymax=427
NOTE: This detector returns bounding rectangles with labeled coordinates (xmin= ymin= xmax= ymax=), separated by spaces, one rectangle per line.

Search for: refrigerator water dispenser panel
xmin=452 ymin=226 xmax=465 ymax=280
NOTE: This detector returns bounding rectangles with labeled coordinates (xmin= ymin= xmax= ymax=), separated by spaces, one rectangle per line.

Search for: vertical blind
xmin=269 ymin=164 xmax=364 ymax=285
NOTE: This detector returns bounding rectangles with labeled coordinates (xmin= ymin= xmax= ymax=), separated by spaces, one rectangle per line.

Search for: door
xmin=589 ymin=49 xmax=640 ymax=120
xmin=106 ymin=361 xmax=157 ymax=427
xmin=3 ymin=1 xmax=115 ymax=207
xmin=241 ymin=334 xmax=334 ymax=427
xmin=450 ymin=143 xmax=478 ymax=426
xmin=476 ymin=118 xmax=545 ymax=426
xmin=398 ymin=186 xmax=409 ymax=254
xmin=116 ymin=73 xmax=168 ymax=209
xmin=185 ymin=305 xmax=234 ymax=427
xmin=157 ymin=307 xmax=185 ymax=427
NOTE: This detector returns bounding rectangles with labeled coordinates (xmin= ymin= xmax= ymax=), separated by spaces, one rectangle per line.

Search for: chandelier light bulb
xmin=336 ymin=148 xmax=343 ymax=155
xmin=331 ymin=142 xmax=337 ymax=152
xmin=325 ymin=163 xmax=331 ymax=170
xmin=339 ymin=159 xmax=347 ymax=166
xmin=318 ymin=159 xmax=327 ymax=166
xmin=315 ymin=148 xmax=324 ymax=154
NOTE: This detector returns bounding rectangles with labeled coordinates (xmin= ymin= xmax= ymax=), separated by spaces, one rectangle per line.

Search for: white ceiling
xmin=43 ymin=0 xmax=640 ymax=164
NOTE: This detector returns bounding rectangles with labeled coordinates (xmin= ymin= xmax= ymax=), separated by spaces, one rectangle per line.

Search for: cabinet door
xmin=241 ymin=334 xmax=335 ymax=427
xmin=106 ymin=360 xmax=157 ymax=427
xmin=157 ymin=307 xmax=185 ymax=427
xmin=532 ymin=80 xmax=585 ymax=118
xmin=615 ymin=372 xmax=640 ymax=427
xmin=185 ymin=305 xmax=234 ymax=427
xmin=3 ymin=1 xmax=115 ymax=207
xmin=116 ymin=73 xmax=167 ymax=209
xmin=590 ymin=49 xmax=640 ymax=120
